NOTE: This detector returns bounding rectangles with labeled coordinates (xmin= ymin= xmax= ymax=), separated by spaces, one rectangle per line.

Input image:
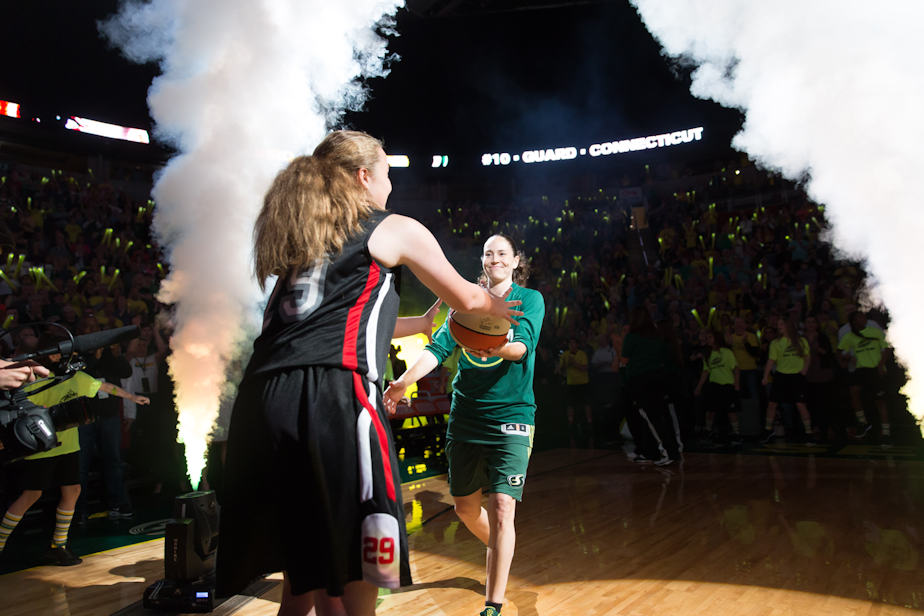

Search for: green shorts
xmin=446 ymin=425 xmax=534 ymax=501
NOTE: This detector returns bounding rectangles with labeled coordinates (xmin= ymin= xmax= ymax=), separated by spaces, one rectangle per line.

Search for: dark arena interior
xmin=0 ymin=1 xmax=922 ymax=615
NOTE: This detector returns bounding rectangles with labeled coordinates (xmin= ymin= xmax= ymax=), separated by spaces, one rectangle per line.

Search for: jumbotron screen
xmin=64 ymin=116 xmax=150 ymax=144
xmin=0 ymin=100 xmax=20 ymax=119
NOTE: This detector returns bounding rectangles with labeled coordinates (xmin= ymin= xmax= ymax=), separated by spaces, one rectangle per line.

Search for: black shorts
xmin=769 ymin=372 xmax=806 ymax=404
xmin=567 ymin=383 xmax=591 ymax=408
xmin=23 ymin=452 xmax=80 ymax=491
xmin=705 ymin=382 xmax=738 ymax=413
xmin=852 ymin=367 xmax=886 ymax=398
xmin=216 ymin=367 xmax=411 ymax=598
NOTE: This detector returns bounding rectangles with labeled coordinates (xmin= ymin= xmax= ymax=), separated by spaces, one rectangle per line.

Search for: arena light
xmin=481 ymin=126 xmax=705 ymax=166
xmin=0 ymin=100 xmax=20 ymax=119
xmin=387 ymin=155 xmax=410 ymax=168
xmin=64 ymin=116 xmax=150 ymax=144
xmin=431 ymin=155 xmax=449 ymax=168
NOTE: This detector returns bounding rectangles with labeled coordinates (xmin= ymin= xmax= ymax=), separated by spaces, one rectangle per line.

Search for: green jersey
xmin=769 ymin=337 xmax=810 ymax=374
xmin=838 ymin=327 xmax=885 ymax=369
xmin=704 ymin=348 xmax=737 ymax=385
xmin=425 ymin=283 xmax=544 ymax=445
xmin=25 ymin=371 xmax=102 ymax=460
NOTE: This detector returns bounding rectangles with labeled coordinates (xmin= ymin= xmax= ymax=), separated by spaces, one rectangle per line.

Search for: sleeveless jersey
xmin=248 ymin=210 xmax=399 ymax=384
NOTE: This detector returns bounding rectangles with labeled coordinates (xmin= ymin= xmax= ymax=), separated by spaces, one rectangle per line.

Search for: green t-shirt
xmin=25 ymin=371 xmax=103 ymax=460
xmin=838 ymin=327 xmax=885 ymax=369
xmin=621 ymin=333 xmax=666 ymax=380
xmin=425 ymin=283 xmax=544 ymax=445
xmin=769 ymin=337 xmax=810 ymax=374
xmin=704 ymin=348 xmax=737 ymax=385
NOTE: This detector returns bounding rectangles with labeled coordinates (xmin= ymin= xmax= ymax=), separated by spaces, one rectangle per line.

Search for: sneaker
xmin=758 ymin=429 xmax=775 ymax=444
xmin=45 ymin=546 xmax=82 ymax=566
xmin=654 ymin=457 xmax=674 ymax=467
xmin=480 ymin=608 xmax=500 ymax=616
xmin=700 ymin=430 xmax=716 ymax=444
xmin=109 ymin=505 xmax=134 ymax=520
xmin=633 ymin=455 xmax=654 ymax=465
xmin=880 ymin=435 xmax=894 ymax=449
xmin=856 ymin=423 xmax=872 ymax=439
xmin=805 ymin=433 xmax=815 ymax=447
xmin=730 ymin=433 xmax=743 ymax=445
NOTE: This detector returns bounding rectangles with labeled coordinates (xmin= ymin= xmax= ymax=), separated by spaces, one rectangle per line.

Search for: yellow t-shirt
xmin=24 ymin=371 xmax=103 ymax=460
xmin=838 ymin=328 xmax=885 ymax=369
xmin=128 ymin=298 xmax=149 ymax=314
xmin=769 ymin=337 xmax=810 ymax=374
xmin=560 ymin=350 xmax=589 ymax=385
xmin=731 ymin=332 xmax=759 ymax=371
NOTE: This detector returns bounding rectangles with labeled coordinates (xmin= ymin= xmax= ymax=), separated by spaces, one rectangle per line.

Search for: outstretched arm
xmin=100 ymin=381 xmax=150 ymax=406
xmin=393 ymin=299 xmax=442 ymax=341
xmin=368 ymin=215 xmax=522 ymax=325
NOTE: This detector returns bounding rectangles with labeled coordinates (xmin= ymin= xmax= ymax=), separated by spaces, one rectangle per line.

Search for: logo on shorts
xmin=501 ymin=423 xmax=529 ymax=436
xmin=507 ymin=474 xmax=525 ymax=487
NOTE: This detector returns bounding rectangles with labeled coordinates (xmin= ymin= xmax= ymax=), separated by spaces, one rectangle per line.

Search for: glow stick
xmin=691 ymin=309 xmax=705 ymax=329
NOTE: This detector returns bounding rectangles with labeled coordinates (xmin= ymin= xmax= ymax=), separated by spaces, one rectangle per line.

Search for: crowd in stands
xmin=0 ymin=166 xmax=187 ymax=534
xmin=421 ymin=158 xmax=916 ymax=451
xmin=0 ymin=155 xmax=916 ymax=529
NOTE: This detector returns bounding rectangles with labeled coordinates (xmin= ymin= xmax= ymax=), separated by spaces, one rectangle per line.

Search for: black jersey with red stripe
xmin=248 ymin=210 xmax=399 ymax=383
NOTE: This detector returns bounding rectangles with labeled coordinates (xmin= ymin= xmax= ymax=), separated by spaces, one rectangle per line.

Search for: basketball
xmin=448 ymin=310 xmax=511 ymax=352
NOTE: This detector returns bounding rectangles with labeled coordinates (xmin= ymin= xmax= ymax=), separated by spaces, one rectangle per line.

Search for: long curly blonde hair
xmin=253 ymin=130 xmax=383 ymax=290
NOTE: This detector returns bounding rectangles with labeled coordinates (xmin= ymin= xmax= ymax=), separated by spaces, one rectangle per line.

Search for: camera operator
xmin=0 ymin=335 xmax=149 ymax=566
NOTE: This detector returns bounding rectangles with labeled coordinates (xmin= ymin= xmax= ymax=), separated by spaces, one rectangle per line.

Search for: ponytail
xmin=253 ymin=131 xmax=382 ymax=290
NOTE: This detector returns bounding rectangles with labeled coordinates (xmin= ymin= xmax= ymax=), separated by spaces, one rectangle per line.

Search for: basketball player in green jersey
xmin=385 ymin=234 xmax=545 ymax=616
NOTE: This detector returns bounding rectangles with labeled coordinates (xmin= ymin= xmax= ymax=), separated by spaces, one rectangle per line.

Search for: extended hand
xmin=488 ymin=287 xmax=522 ymax=326
xmin=384 ymin=379 xmax=408 ymax=415
xmin=134 ymin=395 xmax=151 ymax=405
xmin=478 ymin=339 xmax=509 ymax=360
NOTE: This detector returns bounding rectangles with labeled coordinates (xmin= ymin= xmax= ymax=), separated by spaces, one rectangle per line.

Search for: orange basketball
xmin=448 ymin=310 xmax=511 ymax=352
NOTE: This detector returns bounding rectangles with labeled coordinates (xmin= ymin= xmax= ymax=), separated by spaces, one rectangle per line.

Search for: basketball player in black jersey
xmin=216 ymin=130 xmax=522 ymax=616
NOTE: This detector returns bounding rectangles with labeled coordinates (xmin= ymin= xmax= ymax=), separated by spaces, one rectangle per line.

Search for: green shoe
xmin=480 ymin=608 xmax=500 ymax=616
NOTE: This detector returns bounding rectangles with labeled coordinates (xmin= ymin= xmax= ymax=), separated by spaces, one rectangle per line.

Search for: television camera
xmin=0 ymin=323 xmax=140 ymax=464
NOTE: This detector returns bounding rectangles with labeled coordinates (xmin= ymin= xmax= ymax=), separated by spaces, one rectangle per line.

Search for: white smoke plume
xmin=100 ymin=0 xmax=404 ymax=485
xmin=631 ymin=0 xmax=924 ymax=432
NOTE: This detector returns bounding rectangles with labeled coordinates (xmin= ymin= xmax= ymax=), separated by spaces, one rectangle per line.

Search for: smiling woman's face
xmin=482 ymin=235 xmax=519 ymax=286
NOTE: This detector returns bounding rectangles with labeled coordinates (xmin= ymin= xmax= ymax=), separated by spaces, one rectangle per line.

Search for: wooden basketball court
xmin=2 ymin=448 xmax=923 ymax=615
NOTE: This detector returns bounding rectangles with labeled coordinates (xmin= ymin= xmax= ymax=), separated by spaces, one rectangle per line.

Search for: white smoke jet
xmin=100 ymin=0 xmax=404 ymax=485
xmin=631 ymin=0 xmax=924 ymax=432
